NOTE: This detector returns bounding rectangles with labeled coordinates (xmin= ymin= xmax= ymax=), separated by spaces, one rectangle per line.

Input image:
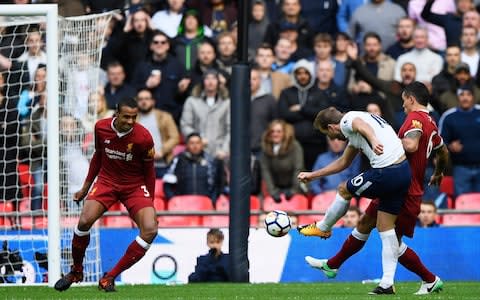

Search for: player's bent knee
xmin=356 ymin=215 xmax=376 ymax=234
xmin=337 ymin=183 xmax=352 ymax=200
xmin=140 ymin=223 xmax=158 ymax=242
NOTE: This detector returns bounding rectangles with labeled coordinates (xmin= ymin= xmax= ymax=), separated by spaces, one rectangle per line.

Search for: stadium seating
xmin=0 ymin=202 xmax=14 ymax=228
xmin=155 ymin=179 xmax=165 ymax=201
xmin=455 ymin=193 xmax=480 ymax=210
xmin=358 ymin=197 xmax=373 ymax=212
xmin=103 ymin=203 xmax=135 ymax=228
xmin=311 ymin=190 xmax=337 ymax=212
xmin=442 ymin=213 xmax=480 ymax=226
xmin=202 ymin=195 xmax=261 ymax=227
xmin=439 ymin=176 xmax=454 ymax=198
xmin=158 ymin=195 xmax=213 ymax=227
xmin=17 ymin=163 xmax=33 ymax=200
xmin=263 ymin=194 xmax=309 ymax=212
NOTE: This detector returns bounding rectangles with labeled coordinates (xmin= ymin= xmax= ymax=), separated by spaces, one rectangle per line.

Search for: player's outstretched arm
xmin=351 ymin=117 xmax=384 ymax=155
xmin=429 ymin=144 xmax=449 ymax=186
xmin=298 ymin=146 xmax=358 ymax=183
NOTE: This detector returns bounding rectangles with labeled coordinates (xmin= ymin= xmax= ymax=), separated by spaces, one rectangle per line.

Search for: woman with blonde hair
xmin=260 ymin=119 xmax=305 ymax=203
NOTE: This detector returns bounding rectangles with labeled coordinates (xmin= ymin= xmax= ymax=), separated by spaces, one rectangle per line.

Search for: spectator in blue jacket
xmin=439 ymin=84 xmax=480 ymax=196
xmin=188 ymin=228 xmax=230 ymax=283
xmin=163 ymin=132 xmax=224 ymax=205
xmin=310 ymin=136 xmax=361 ymax=195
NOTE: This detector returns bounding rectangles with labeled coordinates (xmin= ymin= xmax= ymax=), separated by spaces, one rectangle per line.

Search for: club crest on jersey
xmin=411 ymin=120 xmax=422 ymax=129
xmin=126 ymin=143 xmax=133 ymax=153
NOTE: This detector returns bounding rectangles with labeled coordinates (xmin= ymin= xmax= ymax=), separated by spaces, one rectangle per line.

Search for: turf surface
xmin=1 ymin=282 xmax=479 ymax=300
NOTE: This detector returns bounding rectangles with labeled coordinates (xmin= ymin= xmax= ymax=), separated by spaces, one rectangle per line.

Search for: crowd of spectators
xmin=2 ymin=0 xmax=480 ymax=226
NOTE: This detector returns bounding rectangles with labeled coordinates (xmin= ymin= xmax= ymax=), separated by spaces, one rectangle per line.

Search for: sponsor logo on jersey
xmin=411 ymin=120 xmax=422 ymax=129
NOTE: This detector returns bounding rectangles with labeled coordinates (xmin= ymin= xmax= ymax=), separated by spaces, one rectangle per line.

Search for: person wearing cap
xmin=439 ymin=83 xmax=480 ymax=196
xmin=437 ymin=62 xmax=480 ymax=113
xmin=263 ymin=0 xmax=313 ymax=50
xmin=180 ymin=68 xmax=230 ymax=160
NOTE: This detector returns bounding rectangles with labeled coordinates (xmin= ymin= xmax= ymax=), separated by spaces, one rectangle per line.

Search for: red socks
xmin=399 ymin=247 xmax=436 ymax=283
xmin=327 ymin=234 xmax=366 ymax=269
xmin=107 ymin=239 xmax=148 ymax=279
xmin=72 ymin=233 xmax=90 ymax=271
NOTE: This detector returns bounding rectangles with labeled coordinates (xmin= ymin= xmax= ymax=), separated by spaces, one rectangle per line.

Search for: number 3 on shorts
xmin=141 ymin=185 xmax=150 ymax=197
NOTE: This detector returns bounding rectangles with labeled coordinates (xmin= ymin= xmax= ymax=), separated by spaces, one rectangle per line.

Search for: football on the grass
xmin=265 ymin=210 xmax=291 ymax=237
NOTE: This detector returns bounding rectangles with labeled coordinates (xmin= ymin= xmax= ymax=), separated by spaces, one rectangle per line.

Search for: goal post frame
xmin=0 ymin=4 xmax=61 ymax=286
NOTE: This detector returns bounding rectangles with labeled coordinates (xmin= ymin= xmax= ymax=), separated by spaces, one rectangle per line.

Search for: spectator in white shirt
xmin=461 ymin=26 xmax=480 ymax=77
xmin=394 ymin=27 xmax=443 ymax=84
xmin=17 ymin=28 xmax=46 ymax=83
xmin=151 ymin=0 xmax=186 ymax=38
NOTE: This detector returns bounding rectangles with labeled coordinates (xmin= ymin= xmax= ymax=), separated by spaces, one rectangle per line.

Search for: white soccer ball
xmin=264 ymin=210 xmax=291 ymax=237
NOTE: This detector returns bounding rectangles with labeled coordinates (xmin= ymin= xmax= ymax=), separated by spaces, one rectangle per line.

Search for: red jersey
xmin=88 ymin=118 xmax=155 ymax=187
xmin=398 ymin=110 xmax=443 ymax=214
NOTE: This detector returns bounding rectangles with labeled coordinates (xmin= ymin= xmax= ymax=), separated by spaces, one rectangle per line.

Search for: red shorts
xmin=86 ymin=180 xmax=154 ymax=219
xmin=364 ymin=195 xmax=421 ymax=238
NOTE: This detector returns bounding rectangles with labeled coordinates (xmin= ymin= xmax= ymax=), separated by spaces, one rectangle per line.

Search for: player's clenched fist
xmin=298 ymin=171 xmax=314 ymax=183
xmin=73 ymin=188 xmax=89 ymax=203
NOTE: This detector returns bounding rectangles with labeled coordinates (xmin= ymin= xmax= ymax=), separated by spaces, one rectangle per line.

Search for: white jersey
xmin=340 ymin=111 xmax=405 ymax=168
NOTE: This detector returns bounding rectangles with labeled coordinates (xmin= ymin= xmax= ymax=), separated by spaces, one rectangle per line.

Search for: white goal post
xmin=0 ymin=5 xmax=112 ymax=287
xmin=1 ymin=4 xmax=60 ymax=286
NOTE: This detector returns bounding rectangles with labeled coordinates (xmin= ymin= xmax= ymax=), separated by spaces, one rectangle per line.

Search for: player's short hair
xmin=256 ymin=42 xmax=274 ymax=55
xmin=402 ymin=81 xmax=430 ymax=106
xmin=106 ymin=61 xmax=124 ymax=71
xmin=421 ymin=200 xmax=437 ymax=212
xmin=207 ymin=228 xmax=224 ymax=241
xmin=347 ymin=205 xmax=362 ymax=216
xmin=363 ymin=32 xmax=382 ymax=44
xmin=151 ymin=30 xmax=170 ymax=46
xmin=116 ymin=97 xmax=138 ymax=112
xmin=314 ymin=107 xmax=344 ymax=131
xmin=313 ymin=33 xmax=333 ymax=47
xmin=186 ymin=132 xmax=202 ymax=142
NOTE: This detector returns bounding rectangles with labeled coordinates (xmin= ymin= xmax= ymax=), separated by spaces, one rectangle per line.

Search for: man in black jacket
xmin=163 ymin=133 xmax=224 ymax=206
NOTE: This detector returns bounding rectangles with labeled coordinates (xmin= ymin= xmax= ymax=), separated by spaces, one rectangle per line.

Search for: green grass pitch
xmin=1 ymin=282 xmax=479 ymax=300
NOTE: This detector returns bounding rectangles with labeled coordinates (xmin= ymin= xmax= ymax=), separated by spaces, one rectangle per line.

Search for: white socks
xmin=135 ymin=236 xmax=151 ymax=250
xmin=74 ymin=226 xmax=90 ymax=236
xmin=317 ymin=193 xmax=350 ymax=231
xmin=379 ymin=229 xmax=399 ymax=288
xmin=352 ymin=227 xmax=370 ymax=241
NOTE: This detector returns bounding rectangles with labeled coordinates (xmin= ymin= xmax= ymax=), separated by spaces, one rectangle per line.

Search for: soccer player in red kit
xmin=54 ymin=97 xmax=157 ymax=292
xmin=305 ymin=82 xmax=449 ymax=295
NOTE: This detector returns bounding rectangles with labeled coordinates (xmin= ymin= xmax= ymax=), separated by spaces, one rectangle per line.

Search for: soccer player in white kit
xmin=297 ymin=106 xmax=411 ymax=294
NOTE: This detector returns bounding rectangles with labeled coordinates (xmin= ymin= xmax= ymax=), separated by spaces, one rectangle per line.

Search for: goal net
xmin=0 ymin=5 xmax=112 ymax=285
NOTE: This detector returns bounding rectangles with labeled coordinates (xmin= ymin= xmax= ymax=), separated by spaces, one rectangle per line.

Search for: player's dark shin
xmin=398 ymin=243 xmax=436 ymax=283
xmin=106 ymin=236 xmax=151 ymax=279
xmin=71 ymin=226 xmax=91 ymax=270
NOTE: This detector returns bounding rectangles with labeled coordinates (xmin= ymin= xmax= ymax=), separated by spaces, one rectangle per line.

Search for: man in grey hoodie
xmin=278 ymin=59 xmax=335 ymax=169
